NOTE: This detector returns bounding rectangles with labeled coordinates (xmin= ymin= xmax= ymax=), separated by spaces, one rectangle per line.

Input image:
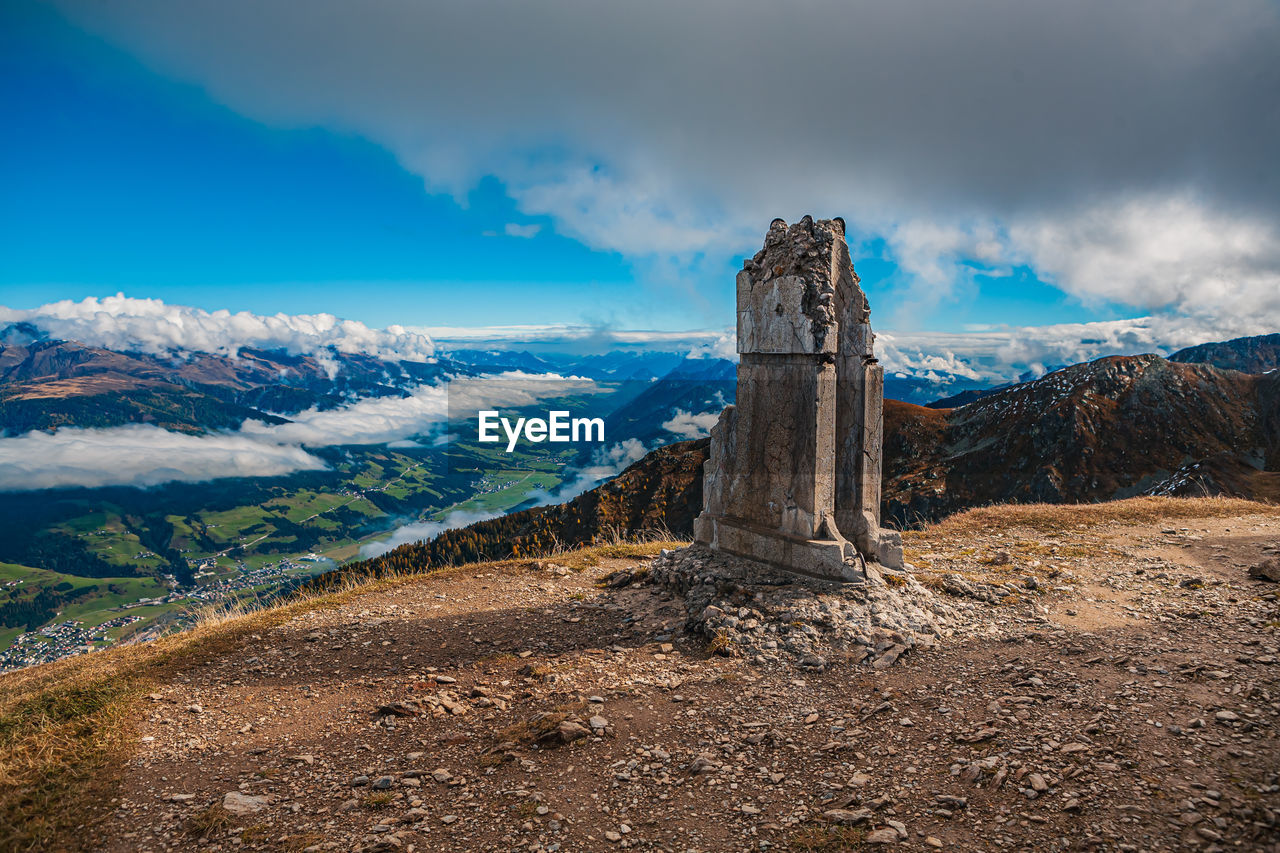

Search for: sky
xmin=2 ymin=0 xmax=1279 ymax=347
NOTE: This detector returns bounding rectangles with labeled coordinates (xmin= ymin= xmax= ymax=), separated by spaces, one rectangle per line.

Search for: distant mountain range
xmin=0 ymin=326 xmax=447 ymax=434
xmin=0 ymin=326 xmax=719 ymax=439
xmin=5 ymin=322 xmax=1279 ymax=541
xmin=446 ymin=348 xmax=688 ymax=382
xmin=338 ymin=333 xmax=1280 ymax=579
xmin=4 ymin=322 xmax=1278 ymax=656
xmin=0 ymin=328 xmax=1012 ymax=442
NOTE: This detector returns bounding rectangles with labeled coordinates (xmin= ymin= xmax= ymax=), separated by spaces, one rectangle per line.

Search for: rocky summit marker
xmin=694 ymin=216 xmax=903 ymax=581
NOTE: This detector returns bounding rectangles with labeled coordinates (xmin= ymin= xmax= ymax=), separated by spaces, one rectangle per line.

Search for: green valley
xmin=0 ymin=430 xmax=581 ymax=671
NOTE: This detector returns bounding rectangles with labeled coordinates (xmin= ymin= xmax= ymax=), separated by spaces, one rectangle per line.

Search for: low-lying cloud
xmin=526 ymin=439 xmax=649 ymax=508
xmin=358 ymin=509 xmax=499 ymax=558
xmin=242 ymin=385 xmax=449 ymax=446
xmin=0 ymin=372 xmax=606 ymax=492
xmin=662 ymin=409 xmax=720 ymax=440
xmin=0 ymin=423 xmax=328 ymax=490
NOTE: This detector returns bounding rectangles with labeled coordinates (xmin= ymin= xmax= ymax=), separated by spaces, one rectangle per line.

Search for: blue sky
xmin=1 ymin=5 xmax=644 ymax=329
xmin=0 ymin=3 xmax=1125 ymax=336
xmin=2 ymin=1 xmax=1277 ymax=348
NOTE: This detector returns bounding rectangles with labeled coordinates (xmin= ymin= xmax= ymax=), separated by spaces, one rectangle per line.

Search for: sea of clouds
xmin=0 ymin=366 xmax=603 ymax=491
xmin=0 ymin=424 xmax=329 ymax=491
xmin=358 ymin=438 xmax=652 ymax=557
xmin=358 ymin=509 xmax=501 ymax=559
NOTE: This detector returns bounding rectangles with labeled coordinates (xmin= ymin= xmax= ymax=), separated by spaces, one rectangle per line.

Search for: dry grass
xmin=901 ymin=549 xmax=933 ymax=569
xmin=788 ymin=823 xmax=867 ymax=850
xmin=559 ymin=539 xmax=687 ymax=569
xmin=491 ymin=701 xmax=589 ymax=750
xmin=910 ymin=496 xmax=1279 ymax=541
xmin=281 ymin=832 xmax=328 ymax=851
xmin=362 ymin=792 xmax=394 ymax=809
xmin=707 ymin=628 xmax=737 ymax=657
xmin=238 ymin=823 xmax=270 ymax=845
xmin=914 ymin=573 xmax=948 ymax=592
xmin=0 ymin=540 xmax=675 ymax=852
xmin=596 ymin=521 xmax=682 ymax=547
xmin=183 ymin=803 xmax=231 ymax=839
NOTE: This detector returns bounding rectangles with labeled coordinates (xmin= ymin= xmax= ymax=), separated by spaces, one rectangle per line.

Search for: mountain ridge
xmin=338 ymin=346 xmax=1280 ymax=582
xmin=1169 ymin=332 xmax=1280 ymax=374
xmin=0 ymin=335 xmax=448 ymax=434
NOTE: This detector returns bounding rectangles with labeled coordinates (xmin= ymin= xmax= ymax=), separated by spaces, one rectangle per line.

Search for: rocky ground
xmin=92 ymin=506 xmax=1279 ymax=852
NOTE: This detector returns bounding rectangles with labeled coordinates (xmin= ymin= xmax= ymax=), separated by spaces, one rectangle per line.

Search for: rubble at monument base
xmin=647 ymin=546 xmax=961 ymax=670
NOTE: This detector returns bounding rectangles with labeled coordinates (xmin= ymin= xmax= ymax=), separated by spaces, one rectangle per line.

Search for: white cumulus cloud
xmin=1006 ymin=195 xmax=1280 ymax=324
xmin=662 ymin=409 xmax=721 ymax=440
xmin=880 ymin=313 xmax=1280 ymax=385
xmin=0 ymin=294 xmax=436 ymax=361
xmin=686 ymin=331 xmax=736 ymax=361
xmin=502 ymin=223 xmax=541 ymax=238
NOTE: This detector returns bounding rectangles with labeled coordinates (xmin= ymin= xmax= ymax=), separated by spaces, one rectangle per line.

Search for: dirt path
xmin=98 ymin=513 xmax=1280 ymax=852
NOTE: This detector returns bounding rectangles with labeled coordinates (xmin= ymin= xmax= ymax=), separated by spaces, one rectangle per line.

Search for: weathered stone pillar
xmin=694 ymin=216 xmax=902 ymax=580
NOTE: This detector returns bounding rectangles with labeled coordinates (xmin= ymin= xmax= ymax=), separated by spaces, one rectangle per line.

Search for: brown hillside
xmin=881 ymin=355 xmax=1277 ymax=527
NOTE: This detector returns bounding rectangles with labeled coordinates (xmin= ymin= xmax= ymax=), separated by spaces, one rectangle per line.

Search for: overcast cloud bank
xmin=53 ymin=0 xmax=1280 ymax=333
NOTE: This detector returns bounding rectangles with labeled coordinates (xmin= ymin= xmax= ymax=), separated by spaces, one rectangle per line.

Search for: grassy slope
xmin=911 ymin=494 xmax=1277 ymax=539
xmin=0 ymin=562 xmax=169 ymax=624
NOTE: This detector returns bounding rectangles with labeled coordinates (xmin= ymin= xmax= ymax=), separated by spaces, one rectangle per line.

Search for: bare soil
xmin=93 ymin=512 xmax=1280 ymax=852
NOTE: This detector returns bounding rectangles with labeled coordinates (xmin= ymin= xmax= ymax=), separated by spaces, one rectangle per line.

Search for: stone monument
xmin=693 ymin=216 xmax=903 ymax=581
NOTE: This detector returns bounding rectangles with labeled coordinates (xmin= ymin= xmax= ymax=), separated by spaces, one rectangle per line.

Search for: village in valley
xmin=0 ymin=553 xmax=323 ymax=672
